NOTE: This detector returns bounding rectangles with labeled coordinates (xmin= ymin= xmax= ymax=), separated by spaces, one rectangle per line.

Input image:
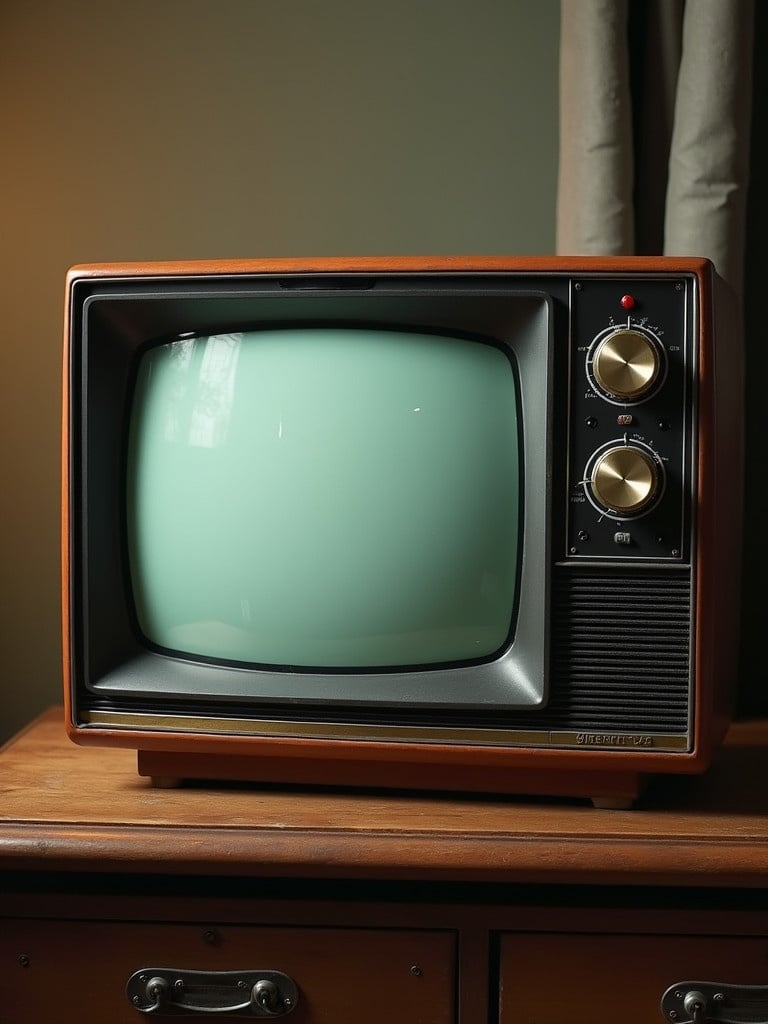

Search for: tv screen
xmin=127 ymin=327 xmax=521 ymax=671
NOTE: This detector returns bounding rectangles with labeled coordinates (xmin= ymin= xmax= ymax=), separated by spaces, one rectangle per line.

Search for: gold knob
xmin=592 ymin=329 xmax=661 ymax=400
xmin=590 ymin=445 xmax=660 ymax=514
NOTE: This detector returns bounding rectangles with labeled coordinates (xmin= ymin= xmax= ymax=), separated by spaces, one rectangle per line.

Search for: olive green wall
xmin=0 ymin=1 xmax=560 ymax=743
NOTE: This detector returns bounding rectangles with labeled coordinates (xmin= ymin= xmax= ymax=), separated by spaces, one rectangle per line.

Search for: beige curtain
xmin=556 ymin=0 xmax=754 ymax=300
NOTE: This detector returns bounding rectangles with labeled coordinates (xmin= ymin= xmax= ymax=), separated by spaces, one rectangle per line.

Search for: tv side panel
xmin=692 ymin=264 xmax=743 ymax=761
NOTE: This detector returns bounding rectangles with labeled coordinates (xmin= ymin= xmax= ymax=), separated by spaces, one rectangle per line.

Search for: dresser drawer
xmin=3 ymin=920 xmax=455 ymax=1023
xmin=499 ymin=933 xmax=768 ymax=1024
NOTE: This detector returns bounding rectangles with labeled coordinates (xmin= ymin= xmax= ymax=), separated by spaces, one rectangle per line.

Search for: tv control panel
xmin=565 ymin=277 xmax=694 ymax=562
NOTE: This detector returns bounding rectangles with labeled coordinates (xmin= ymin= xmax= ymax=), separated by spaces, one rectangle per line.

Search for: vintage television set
xmin=62 ymin=256 xmax=742 ymax=806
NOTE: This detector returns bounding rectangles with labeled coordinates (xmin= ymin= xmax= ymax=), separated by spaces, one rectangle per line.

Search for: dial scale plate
xmin=566 ymin=278 xmax=693 ymax=561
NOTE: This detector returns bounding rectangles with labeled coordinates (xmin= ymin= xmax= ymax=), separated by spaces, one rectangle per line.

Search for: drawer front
xmin=2 ymin=921 xmax=455 ymax=1024
xmin=499 ymin=933 xmax=768 ymax=1024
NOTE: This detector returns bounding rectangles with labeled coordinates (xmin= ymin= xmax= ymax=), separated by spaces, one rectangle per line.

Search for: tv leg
xmin=591 ymin=795 xmax=636 ymax=810
xmin=148 ymin=775 xmax=182 ymax=789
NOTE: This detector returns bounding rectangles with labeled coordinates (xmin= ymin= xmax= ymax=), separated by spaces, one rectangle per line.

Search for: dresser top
xmin=2 ymin=709 xmax=767 ymax=886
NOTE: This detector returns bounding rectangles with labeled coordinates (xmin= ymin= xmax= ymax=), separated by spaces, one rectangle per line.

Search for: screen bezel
xmin=68 ymin=275 xmax=554 ymax=712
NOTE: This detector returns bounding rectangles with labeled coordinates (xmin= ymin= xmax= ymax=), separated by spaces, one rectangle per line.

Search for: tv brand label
xmin=550 ymin=732 xmax=689 ymax=751
xmin=576 ymin=733 xmax=653 ymax=747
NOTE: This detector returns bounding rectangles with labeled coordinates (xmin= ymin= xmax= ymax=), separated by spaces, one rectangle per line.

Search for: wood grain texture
xmin=65 ymin=254 xmax=714 ymax=278
xmin=4 ymin=920 xmax=455 ymax=1024
xmin=1 ymin=710 xmax=767 ymax=885
xmin=499 ymin=933 xmax=768 ymax=1024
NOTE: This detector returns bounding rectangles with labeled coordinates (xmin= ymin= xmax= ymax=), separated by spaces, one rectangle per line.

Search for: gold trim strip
xmin=82 ymin=711 xmax=689 ymax=751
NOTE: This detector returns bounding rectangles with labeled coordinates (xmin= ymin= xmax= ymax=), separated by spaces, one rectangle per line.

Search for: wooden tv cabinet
xmin=2 ymin=709 xmax=768 ymax=1023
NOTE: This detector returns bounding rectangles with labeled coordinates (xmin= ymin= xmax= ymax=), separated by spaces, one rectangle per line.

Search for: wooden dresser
xmin=2 ymin=709 xmax=768 ymax=1023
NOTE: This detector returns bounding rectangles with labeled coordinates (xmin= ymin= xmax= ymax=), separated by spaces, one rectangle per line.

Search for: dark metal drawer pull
xmin=126 ymin=968 xmax=298 ymax=1016
xmin=661 ymin=982 xmax=768 ymax=1024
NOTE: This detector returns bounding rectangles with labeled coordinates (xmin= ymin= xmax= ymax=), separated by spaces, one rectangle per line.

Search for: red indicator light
xmin=620 ymin=294 xmax=635 ymax=310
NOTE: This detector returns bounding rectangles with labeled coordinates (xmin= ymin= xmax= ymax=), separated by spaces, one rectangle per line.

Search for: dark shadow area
xmin=738 ymin=1 xmax=768 ymax=716
xmin=642 ymin=725 xmax=768 ymax=814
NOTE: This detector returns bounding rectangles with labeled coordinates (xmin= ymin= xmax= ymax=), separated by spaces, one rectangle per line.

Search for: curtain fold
xmin=628 ymin=0 xmax=685 ymax=257
xmin=664 ymin=1 xmax=754 ymax=298
xmin=556 ymin=0 xmax=754 ymax=300
xmin=556 ymin=0 xmax=634 ymax=256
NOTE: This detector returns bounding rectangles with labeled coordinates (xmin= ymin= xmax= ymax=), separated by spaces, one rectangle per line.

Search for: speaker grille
xmin=544 ymin=567 xmax=692 ymax=733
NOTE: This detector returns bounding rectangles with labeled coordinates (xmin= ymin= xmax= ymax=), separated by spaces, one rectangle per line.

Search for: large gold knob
xmin=589 ymin=445 xmax=660 ymax=515
xmin=591 ymin=329 xmax=662 ymax=400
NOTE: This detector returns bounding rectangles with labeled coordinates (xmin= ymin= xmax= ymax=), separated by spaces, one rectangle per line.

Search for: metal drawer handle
xmin=661 ymin=982 xmax=768 ymax=1024
xmin=126 ymin=968 xmax=298 ymax=1016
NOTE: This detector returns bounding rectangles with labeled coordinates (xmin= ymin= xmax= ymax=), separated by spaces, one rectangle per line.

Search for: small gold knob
xmin=590 ymin=445 xmax=660 ymax=514
xmin=592 ymin=329 xmax=661 ymax=400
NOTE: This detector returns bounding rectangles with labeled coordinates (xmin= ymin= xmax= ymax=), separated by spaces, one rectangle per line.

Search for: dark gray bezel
xmin=69 ymin=276 xmax=554 ymax=712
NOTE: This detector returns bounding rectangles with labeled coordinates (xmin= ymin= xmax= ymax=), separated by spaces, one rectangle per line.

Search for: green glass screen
xmin=127 ymin=328 xmax=520 ymax=669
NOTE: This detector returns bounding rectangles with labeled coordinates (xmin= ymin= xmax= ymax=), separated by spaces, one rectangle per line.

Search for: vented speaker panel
xmin=544 ymin=568 xmax=692 ymax=733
